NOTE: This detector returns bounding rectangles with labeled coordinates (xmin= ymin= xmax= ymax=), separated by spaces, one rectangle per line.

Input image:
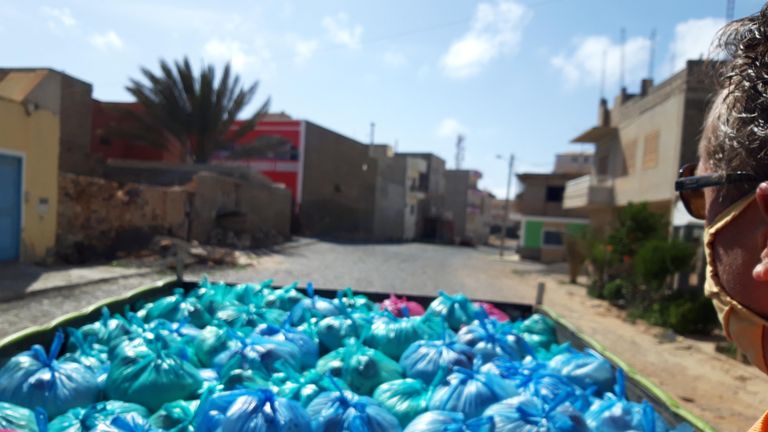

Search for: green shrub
xmin=608 ymin=203 xmax=667 ymax=259
xmin=603 ymin=279 xmax=631 ymax=305
xmin=634 ymin=239 xmax=695 ymax=289
xmin=633 ymin=291 xmax=718 ymax=335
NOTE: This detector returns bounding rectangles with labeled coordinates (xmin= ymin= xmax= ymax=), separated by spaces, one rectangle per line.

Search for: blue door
xmin=0 ymin=154 xmax=22 ymax=261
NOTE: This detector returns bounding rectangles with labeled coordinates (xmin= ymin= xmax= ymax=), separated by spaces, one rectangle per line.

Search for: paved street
xmin=189 ymin=241 xmax=552 ymax=304
xmin=0 ymin=241 xmax=550 ymax=341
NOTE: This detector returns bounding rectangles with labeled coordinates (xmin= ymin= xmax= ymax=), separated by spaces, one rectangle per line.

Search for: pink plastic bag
xmin=379 ymin=294 xmax=425 ymax=317
xmin=474 ymin=301 xmax=510 ymax=322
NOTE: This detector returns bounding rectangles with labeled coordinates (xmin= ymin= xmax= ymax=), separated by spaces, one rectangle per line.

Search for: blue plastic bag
xmin=317 ymin=309 xmax=370 ymax=352
xmin=193 ymin=325 xmax=234 ymax=368
xmin=77 ymin=308 xmax=134 ymax=348
xmin=364 ymin=311 xmax=441 ymax=360
xmin=306 ymin=384 xmax=402 ymax=432
xmin=429 ymin=367 xmax=517 ymax=419
xmin=335 ymin=287 xmax=375 ymax=312
xmin=264 ymin=282 xmax=308 ymax=311
xmin=0 ymin=402 xmax=43 ymax=431
xmin=516 ymin=314 xmax=558 ymax=352
xmin=0 ymin=331 xmax=100 ymax=418
xmin=457 ymin=314 xmax=534 ymax=362
xmin=482 ymin=394 xmax=590 ymax=432
xmin=148 ymin=400 xmax=199 ymax=432
xmin=288 ymin=283 xmax=342 ymax=326
xmin=403 ymin=411 xmax=490 ymax=432
xmin=141 ymin=288 xmax=212 ymax=328
xmin=372 ymin=378 xmax=431 ymax=427
xmin=584 ymin=370 xmax=672 ymax=432
xmin=425 ymin=291 xmax=478 ymax=331
xmin=90 ymin=412 xmax=159 ymax=432
xmin=48 ymin=401 xmax=150 ymax=432
xmin=105 ymin=337 xmax=202 ymax=411
xmin=399 ymin=337 xmax=473 ymax=384
xmin=272 ymin=368 xmax=349 ymax=407
xmin=316 ymin=341 xmax=403 ymax=396
xmin=252 ymin=323 xmax=319 ymax=369
xmin=214 ymin=302 xmax=288 ymax=331
xmin=548 ymin=348 xmax=614 ymax=394
xmin=194 ymin=388 xmax=311 ymax=432
xmin=214 ymin=332 xmax=302 ymax=379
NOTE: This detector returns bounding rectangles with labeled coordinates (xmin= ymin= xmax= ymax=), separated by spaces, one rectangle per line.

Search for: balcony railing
xmin=562 ymin=175 xmax=614 ymax=209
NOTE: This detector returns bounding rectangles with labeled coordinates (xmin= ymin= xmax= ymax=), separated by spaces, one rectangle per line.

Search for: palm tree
xmin=121 ymin=57 xmax=270 ymax=163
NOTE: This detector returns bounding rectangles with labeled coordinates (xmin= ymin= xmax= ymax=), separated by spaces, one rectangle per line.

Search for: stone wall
xmin=57 ymin=173 xmax=188 ymax=262
xmin=57 ymin=171 xmax=291 ymax=263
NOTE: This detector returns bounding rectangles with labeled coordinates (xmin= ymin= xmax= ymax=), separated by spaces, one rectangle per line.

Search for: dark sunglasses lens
xmin=681 ymin=189 xmax=706 ymax=219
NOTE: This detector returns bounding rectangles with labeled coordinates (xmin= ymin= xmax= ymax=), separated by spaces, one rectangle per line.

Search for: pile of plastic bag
xmin=0 ymin=277 xmax=693 ymax=431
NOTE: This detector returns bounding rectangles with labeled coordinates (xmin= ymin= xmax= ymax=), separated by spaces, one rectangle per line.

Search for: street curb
xmin=0 ymin=268 xmax=165 ymax=303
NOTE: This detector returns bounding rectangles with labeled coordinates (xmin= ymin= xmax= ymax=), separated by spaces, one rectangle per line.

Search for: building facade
xmin=517 ymin=154 xmax=591 ymax=263
xmin=444 ymin=170 xmax=490 ymax=245
xmin=0 ymin=96 xmax=60 ymax=263
xmin=399 ymin=153 xmax=450 ymax=241
xmin=563 ymin=61 xmax=717 ymax=233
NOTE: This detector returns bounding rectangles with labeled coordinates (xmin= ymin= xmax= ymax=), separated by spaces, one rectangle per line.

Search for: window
xmin=545 ymin=186 xmax=565 ymax=202
xmin=542 ymin=230 xmax=564 ymax=246
xmin=624 ymin=139 xmax=638 ymax=175
xmin=642 ymin=130 xmax=660 ymax=170
xmin=571 ymin=156 xmax=578 ymax=163
xmin=410 ymin=205 xmax=415 ymax=215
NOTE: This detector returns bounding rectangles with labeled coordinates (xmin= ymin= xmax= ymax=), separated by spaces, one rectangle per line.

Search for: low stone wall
xmin=57 ymin=171 xmax=291 ymax=263
xmin=57 ymin=173 xmax=188 ymax=262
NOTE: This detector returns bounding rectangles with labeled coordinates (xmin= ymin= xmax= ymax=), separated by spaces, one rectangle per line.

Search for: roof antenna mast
xmin=726 ymin=0 xmax=735 ymax=22
xmin=619 ymin=27 xmax=626 ymax=92
xmin=455 ymin=134 xmax=465 ymax=170
xmin=648 ymin=28 xmax=656 ymax=81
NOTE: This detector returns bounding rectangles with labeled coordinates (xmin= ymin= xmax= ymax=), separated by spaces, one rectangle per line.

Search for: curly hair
xmin=704 ymin=4 xmax=768 ymax=180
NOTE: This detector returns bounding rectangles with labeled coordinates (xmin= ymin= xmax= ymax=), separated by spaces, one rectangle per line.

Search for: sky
xmin=2 ymin=0 xmax=765 ymax=197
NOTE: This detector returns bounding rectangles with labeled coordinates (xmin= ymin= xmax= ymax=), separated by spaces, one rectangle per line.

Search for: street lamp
xmin=496 ymin=154 xmax=515 ymax=258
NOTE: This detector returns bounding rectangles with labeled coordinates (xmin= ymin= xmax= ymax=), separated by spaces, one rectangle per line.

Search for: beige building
xmin=444 ymin=170 xmax=490 ymax=245
xmin=563 ymin=61 xmax=717 ymax=232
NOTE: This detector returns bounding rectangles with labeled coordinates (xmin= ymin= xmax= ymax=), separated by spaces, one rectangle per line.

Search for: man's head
xmin=699 ymin=4 xmax=768 ymax=324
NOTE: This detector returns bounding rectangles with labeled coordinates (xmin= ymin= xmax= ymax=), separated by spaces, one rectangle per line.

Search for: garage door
xmin=0 ymin=154 xmax=22 ymax=261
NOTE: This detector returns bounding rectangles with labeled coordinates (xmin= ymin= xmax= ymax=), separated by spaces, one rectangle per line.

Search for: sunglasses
xmin=674 ymin=163 xmax=758 ymax=220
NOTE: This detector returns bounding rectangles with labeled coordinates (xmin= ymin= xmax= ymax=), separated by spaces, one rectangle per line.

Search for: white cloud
xmin=550 ymin=35 xmax=651 ymax=89
xmin=382 ymin=50 xmax=407 ymax=68
xmin=322 ymin=12 xmax=363 ymax=49
xmin=40 ymin=6 xmax=76 ymax=29
xmin=89 ymin=31 xmax=124 ymax=51
xmin=294 ymin=39 xmax=319 ymax=64
xmin=664 ymin=17 xmax=725 ymax=75
xmin=204 ymin=38 xmax=273 ymax=74
xmin=440 ymin=1 xmax=531 ymax=79
xmin=436 ymin=118 xmax=468 ymax=139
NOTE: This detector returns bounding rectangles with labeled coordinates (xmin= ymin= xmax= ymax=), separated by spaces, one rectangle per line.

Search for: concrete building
xmin=516 ymin=153 xmax=591 ymax=263
xmin=398 ymin=153 xmax=450 ymax=241
xmin=444 ymin=170 xmax=490 ymax=245
xmin=562 ymin=61 xmax=717 ymax=234
xmin=0 ymin=95 xmax=60 ymax=263
xmin=0 ymin=69 xmax=99 ymax=176
xmin=554 ymin=152 xmax=593 ymax=175
xmin=368 ymin=145 xmax=428 ymax=240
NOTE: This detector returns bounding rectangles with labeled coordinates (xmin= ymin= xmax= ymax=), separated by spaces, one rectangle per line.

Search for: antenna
xmin=726 ymin=0 xmax=735 ymax=21
xmin=369 ymin=122 xmax=375 ymax=145
xmin=648 ymin=28 xmax=656 ymax=81
xmin=619 ymin=27 xmax=626 ymax=91
xmin=600 ymin=49 xmax=607 ymax=99
xmin=455 ymin=134 xmax=465 ymax=170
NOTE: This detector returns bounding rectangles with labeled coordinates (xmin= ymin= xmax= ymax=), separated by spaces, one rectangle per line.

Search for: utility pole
xmin=499 ymin=153 xmax=515 ymax=258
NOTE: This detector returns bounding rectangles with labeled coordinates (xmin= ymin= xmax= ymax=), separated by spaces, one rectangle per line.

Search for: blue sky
xmin=2 ymin=0 xmax=765 ymax=196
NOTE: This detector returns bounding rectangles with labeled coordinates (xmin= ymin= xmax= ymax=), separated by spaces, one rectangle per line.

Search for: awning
xmin=571 ymin=126 xmax=616 ymax=144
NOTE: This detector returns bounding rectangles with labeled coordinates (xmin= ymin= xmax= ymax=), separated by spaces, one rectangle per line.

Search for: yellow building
xmin=0 ymin=93 xmax=60 ymax=263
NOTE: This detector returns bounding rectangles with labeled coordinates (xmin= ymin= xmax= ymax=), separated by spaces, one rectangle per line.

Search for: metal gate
xmin=0 ymin=153 xmax=22 ymax=261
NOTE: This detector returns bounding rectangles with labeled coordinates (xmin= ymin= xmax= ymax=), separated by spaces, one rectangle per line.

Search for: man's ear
xmin=757 ymin=182 xmax=768 ymax=219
